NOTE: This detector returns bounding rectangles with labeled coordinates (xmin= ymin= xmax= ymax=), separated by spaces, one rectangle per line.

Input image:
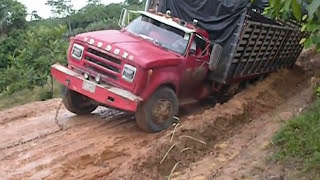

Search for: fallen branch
xmin=160 ymin=143 xmax=178 ymax=164
xmin=168 ymin=161 xmax=182 ymax=180
xmin=179 ymin=135 xmax=207 ymax=145
xmin=180 ymin=147 xmax=193 ymax=153
xmin=172 ymin=116 xmax=180 ymax=123
xmin=270 ymin=139 xmax=275 ymax=146
xmin=170 ymin=123 xmax=180 ymax=143
xmin=164 ymin=125 xmax=185 ymax=139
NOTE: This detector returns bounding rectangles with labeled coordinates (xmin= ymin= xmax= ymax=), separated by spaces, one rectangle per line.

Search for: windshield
xmin=126 ymin=15 xmax=190 ymax=55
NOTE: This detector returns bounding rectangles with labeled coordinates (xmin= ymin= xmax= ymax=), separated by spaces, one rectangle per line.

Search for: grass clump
xmin=272 ymin=101 xmax=320 ymax=176
xmin=0 ymin=81 xmax=62 ymax=111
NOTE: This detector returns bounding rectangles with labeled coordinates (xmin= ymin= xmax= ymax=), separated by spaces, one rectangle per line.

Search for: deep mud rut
xmin=0 ymin=51 xmax=318 ymax=180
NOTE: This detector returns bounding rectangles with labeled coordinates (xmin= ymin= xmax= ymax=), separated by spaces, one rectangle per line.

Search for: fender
xmin=140 ymin=66 xmax=181 ymax=100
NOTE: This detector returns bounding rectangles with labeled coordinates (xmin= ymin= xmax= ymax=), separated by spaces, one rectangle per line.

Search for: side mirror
xmin=118 ymin=8 xmax=128 ymax=28
xmin=208 ymin=43 xmax=222 ymax=71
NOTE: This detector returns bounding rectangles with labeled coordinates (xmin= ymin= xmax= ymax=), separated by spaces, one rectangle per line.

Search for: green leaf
xmin=299 ymin=38 xmax=306 ymax=44
xmin=292 ymin=0 xmax=302 ymax=21
xmin=302 ymin=14 xmax=308 ymax=21
xmin=301 ymin=24 xmax=307 ymax=32
xmin=307 ymin=0 xmax=320 ymax=20
xmin=306 ymin=23 xmax=320 ymax=32
xmin=304 ymin=38 xmax=313 ymax=49
xmin=274 ymin=0 xmax=281 ymax=16
xmin=284 ymin=0 xmax=293 ymax=12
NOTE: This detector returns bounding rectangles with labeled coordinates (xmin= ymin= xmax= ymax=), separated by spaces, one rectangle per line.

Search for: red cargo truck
xmin=51 ymin=1 xmax=306 ymax=132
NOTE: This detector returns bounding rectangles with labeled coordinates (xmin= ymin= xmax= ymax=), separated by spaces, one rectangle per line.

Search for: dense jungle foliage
xmin=0 ymin=0 xmax=144 ymax=95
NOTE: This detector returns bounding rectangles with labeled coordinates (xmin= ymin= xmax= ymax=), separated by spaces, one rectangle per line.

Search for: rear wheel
xmin=135 ymin=87 xmax=179 ymax=133
xmin=62 ymin=86 xmax=98 ymax=115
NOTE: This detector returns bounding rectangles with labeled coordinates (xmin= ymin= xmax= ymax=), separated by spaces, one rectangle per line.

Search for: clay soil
xmin=0 ymin=51 xmax=319 ymax=180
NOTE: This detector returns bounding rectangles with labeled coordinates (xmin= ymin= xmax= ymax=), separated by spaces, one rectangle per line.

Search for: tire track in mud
xmin=0 ymin=99 xmax=62 ymax=125
xmin=0 ymin=100 xmax=65 ymax=151
xmin=0 ymin=106 xmax=132 ymax=150
xmin=0 ymin=106 xmax=134 ymax=178
xmin=0 ymin=63 xmax=314 ymax=179
xmin=0 ymin=97 xmax=210 ymax=179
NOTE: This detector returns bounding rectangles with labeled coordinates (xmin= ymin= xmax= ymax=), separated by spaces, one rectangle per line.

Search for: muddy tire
xmin=135 ymin=87 xmax=179 ymax=133
xmin=62 ymin=87 xmax=98 ymax=115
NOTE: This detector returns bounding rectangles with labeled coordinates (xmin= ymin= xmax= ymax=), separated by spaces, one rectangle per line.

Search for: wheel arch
xmin=140 ymin=71 xmax=180 ymax=100
xmin=142 ymin=81 xmax=178 ymax=99
xmin=158 ymin=83 xmax=177 ymax=93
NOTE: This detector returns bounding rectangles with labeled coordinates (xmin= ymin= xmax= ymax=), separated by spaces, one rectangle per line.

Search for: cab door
xmin=180 ymin=34 xmax=210 ymax=98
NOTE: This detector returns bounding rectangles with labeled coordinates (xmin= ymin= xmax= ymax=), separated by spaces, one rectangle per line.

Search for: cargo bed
xmin=209 ymin=10 xmax=308 ymax=83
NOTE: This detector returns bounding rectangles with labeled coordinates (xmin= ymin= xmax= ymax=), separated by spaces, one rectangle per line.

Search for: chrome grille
xmin=85 ymin=56 xmax=120 ymax=73
xmin=87 ymin=48 xmax=121 ymax=65
xmin=84 ymin=64 xmax=118 ymax=80
xmin=84 ymin=47 xmax=122 ymax=81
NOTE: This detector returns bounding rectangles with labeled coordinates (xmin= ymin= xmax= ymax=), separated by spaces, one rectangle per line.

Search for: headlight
xmin=71 ymin=43 xmax=84 ymax=60
xmin=122 ymin=64 xmax=137 ymax=82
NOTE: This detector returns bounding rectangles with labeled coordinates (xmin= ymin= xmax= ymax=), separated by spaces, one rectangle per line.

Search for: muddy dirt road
xmin=0 ymin=52 xmax=318 ymax=179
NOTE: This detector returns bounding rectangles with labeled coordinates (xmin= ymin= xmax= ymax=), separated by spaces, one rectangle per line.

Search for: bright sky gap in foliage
xmin=17 ymin=0 xmax=124 ymax=19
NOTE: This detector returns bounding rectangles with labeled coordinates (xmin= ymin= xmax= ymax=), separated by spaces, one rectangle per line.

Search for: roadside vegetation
xmin=265 ymin=1 xmax=320 ymax=178
xmin=0 ymin=81 xmax=61 ymax=110
xmin=272 ymin=98 xmax=320 ymax=178
xmin=0 ymin=0 xmax=144 ymax=108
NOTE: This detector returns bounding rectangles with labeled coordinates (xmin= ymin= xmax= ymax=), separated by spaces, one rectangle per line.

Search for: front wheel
xmin=62 ymin=86 xmax=98 ymax=115
xmin=135 ymin=87 xmax=179 ymax=133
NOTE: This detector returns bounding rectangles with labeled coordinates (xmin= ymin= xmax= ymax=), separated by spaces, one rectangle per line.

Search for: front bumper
xmin=51 ymin=63 xmax=142 ymax=112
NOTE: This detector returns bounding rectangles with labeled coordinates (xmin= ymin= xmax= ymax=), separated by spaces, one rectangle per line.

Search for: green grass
xmin=0 ymin=81 xmax=62 ymax=111
xmin=272 ymin=101 xmax=320 ymax=177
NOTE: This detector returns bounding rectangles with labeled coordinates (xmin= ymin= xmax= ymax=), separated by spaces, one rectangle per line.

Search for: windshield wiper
xmin=138 ymin=34 xmax=169 ymax=51
xmin=152 ymin=40 xmax=169 ymax=51
xmin=138 ymin=34 xmax=153 ymax=41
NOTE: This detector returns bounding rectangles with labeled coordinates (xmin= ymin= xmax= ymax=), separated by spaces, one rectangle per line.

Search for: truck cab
xmin=51 ymin=11 xmax=217 ymax=132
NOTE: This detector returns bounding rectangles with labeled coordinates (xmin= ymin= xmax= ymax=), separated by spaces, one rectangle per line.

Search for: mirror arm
xmin=197 ymin=43 xmax=211 ymax=58
xmin=118 ymin=8 xmax=139 ymax=28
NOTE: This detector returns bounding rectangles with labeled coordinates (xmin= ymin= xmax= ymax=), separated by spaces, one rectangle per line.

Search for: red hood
xmin=75 ymin=30 xmax=182 ymax=68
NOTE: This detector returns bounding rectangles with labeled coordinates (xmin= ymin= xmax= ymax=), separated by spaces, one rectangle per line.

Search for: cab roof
xmin=138 ymin=11 xmax=196 ymax=34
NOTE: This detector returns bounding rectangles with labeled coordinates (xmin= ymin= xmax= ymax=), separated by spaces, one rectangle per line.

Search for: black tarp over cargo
xmin=158 ymin=0 xmax=250 ymax=45
xmin=158 ymin=0 xmax=305 ymax=84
